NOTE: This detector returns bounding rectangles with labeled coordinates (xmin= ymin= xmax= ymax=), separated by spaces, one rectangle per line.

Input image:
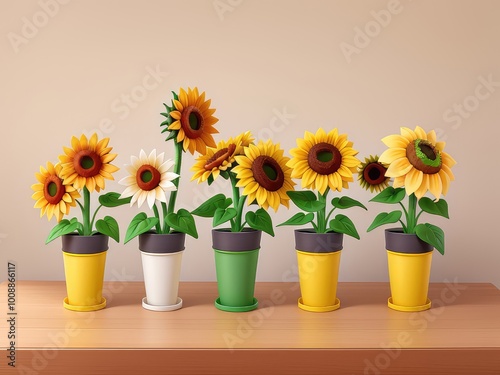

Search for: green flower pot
xmin=212 ymin=229 xmax=261 ymax=312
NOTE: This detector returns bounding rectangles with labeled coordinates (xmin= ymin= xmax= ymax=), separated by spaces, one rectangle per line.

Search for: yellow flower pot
xmin=62 ymin=234 xmax=108 ymax=312
xmin=385 ymin=229 xmax=433 ymax=312
xmin=295 ymin=230 xmax=343 ymax=312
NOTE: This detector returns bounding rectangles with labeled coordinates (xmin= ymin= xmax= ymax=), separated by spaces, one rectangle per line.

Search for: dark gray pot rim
xmin=385 ymin=228 xmax=433 ymax=254
xmin=61 ymin=233 xmax=109 ymax=255
xmin=139 ymin=231 xmax=186 ymax=254
xmin=212 ymin=228 xmax=262 ymax=252
xmin=294 ymin=229 xmax=343 ymax=253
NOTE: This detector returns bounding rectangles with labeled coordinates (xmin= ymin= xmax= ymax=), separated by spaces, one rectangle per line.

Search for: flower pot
xmin=295 ymin=229 xmax=343 ymax=312
xmin=385 ymin=228 xmax=433 ymax=312
xmin=212 ymin=229 xmax=261 ymax=312
xmin=139 ymin=232 xmax=185 ymax=311
xmin=61 ymin=234 xmax=108 ymax=312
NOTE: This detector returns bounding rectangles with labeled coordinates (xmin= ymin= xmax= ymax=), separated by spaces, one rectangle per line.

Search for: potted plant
xmin=191 ymin=132 xmax=295 ymax=312
xmin=31 ymin=133 xmax=128 ymax=311
xmin=361 ymin=126 xmax=456 ymax=312
xmin=279 ymin=128 xmax=365 ymax=312
xmin=118 ymin=87 xmax=217 ymax=311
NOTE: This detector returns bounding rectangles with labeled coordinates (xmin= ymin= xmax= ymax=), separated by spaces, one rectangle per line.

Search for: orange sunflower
xmin=168 ymin=87 xmax=219 ymax=154
xmin=379 ymin=126 xmax=456 ymax=199
xmin=59 ymin=133 xmax=119 ymax=192
xmin=31 ymin=162 xmax=80 ymax=221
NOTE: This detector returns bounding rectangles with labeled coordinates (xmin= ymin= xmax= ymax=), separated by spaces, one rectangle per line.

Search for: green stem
xmin=161 ymin=202 xmax=168 ymax=233
xmin=317 ymin=189 xmax=328 ymax=233
xmin=407 ymin=193 xmax=418 ymax=234
xmin=230 ymin=172 xmax=244 ymax=232
xmin=399 ymin=201 xmax=409 ymax=220
xmin=82 ymin=187 xmax=91 ymax=236
xmin=415 ymin=209 xmax=424 ymax=224
xmin=90 ymin=204 xmax=103 ymax=231
xmin=165 ymin=140 xmax=183 ymax=233
xmin=325 ymin=207 xmax=336 ymax=226
xmin=152 ymin=204 xmax=162 ymax=233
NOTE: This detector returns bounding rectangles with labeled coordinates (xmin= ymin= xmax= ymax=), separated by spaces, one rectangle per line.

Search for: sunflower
xmin=237 ymin=131 xmax=255 ymax=149
xmin=59 ymin=133 xmax=119 ymax=193
xmin=191 ymin=131 xmax=255 ymax=183
xmin=168 ymin=87 xmax=219 ymax=155
xmin=358 ymin=155 xmax=390 ymax=193
xmin=287 ymin=128 xmax=360 ymax=195
xmin=378 ymin=126 xmax=456 ymax=199
xmin=31 ymin=162 xmax=81 ymax=222
xmin=119 ymin=150 xmax=179 ymax=209
xmin=233 ymin=140 xmax=295 ymax=212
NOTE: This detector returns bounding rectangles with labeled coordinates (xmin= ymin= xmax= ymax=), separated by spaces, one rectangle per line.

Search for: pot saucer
xmin=298 ymin=297 xmax=340 ymax=312
xmin=142 ymin=297 xmax=183 ymax=311
xmin=63 ymin=297 xmax=106 ymax=312
xmin=387 ymin=297 xmax=431 ymax=312
xmin=215 ymin=297 xmax=258 ymax=312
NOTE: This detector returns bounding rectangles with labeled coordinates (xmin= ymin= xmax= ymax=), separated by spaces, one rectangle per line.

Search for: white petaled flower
xmin=119 ymin=150 xmax=179 ymax=209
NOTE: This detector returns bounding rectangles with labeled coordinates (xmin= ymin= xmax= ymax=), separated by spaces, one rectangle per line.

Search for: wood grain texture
xmin=0 ymin=281 xmax=499 ymax=374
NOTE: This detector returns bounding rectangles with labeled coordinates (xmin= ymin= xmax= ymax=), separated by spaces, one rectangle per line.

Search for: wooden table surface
xmin=1 ymin=281 xmax=499 ymax=374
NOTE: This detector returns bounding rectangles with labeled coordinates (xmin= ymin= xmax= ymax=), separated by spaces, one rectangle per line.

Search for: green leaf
xmin=367 ymin=210 xmax=402 ymax=232
xmin=124 ymin=213 xmax=158 ymax=244
xmin=207 ymin=174 xmax=214 ymax=186
xmin=287 ymin=191 xmax=325 ymax=212
xmin=213 ymin=207 xmax=237 ymax=227
xmin=95 ymin=216 xmax=120 ymax=243
xmin=246 ymin=208 xmax=274 ymax=237
xmin=418 ymin=197 xmax=449 ymax=219
xmin=46 ymin=218 xmax=80 ymax=244
xmin=277 ymin=212 xmax=314 ymax=227
xmin=331 ymin=196 xmax=367 ymax=210
xmin=329 ymin=214 xmax=361 ymax=239
xmin=166 ymin=209 xmax=198 ymax=238
xmin=191 ymin=194 xmax=230 ymax=218
xmin=219 ymin=170 xmax=230 ymax=180
xmin=165 ymin=130 xmax=177 ymax=141
xmin=98 ymin=192 xmax=132 ymax=208
xmin=416 ymin=223 xmax=445 ymax=255
xmin=370 ymin=187 xmax=406 ymax=204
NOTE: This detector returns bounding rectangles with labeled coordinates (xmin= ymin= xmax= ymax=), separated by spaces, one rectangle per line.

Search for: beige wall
xmin=1 ymin=0 xmax=499 ymax=287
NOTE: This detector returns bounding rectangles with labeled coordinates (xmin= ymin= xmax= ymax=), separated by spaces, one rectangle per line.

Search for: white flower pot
xmin=139 ymin=232 xmax=185 ymax=311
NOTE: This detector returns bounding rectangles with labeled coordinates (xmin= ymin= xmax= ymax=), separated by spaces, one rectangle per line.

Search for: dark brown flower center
xmin=406 ymin=140 xmax=442 ymax=174
xmin=73 ymin=150 xmax=103 ymax=178
xmin=251 ymin=155 xmax=285 ymax=192
xmin=44 ymin=175 xmax=66 ymax=204
xmin=308 ymin=142 xmax=342 ymax=175
xmin=204 ymin=144 xmax=236 ymax=171
xmin=181 ymin=106 xmax=204 ymax=139
xmin=363 ymin=162 xmax=387 ymax=185
xmin=136 ymin=165 xmax=161 ymax=191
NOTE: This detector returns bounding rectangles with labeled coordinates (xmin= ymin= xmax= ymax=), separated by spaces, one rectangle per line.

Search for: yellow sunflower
xmin=378 ymin=126 xmax=456 ymax=199
xmin=191 ymin=131 xmax=255 ymax=183
xmin=59 ymin=133 xmax=119 ymax=192
xmin=237 ymin=130 xmax=255 ymax=149
xmin=233 ymin=140 xmax=295 ymax=212
xmin=287 ymin=128 xmax=360 ymax=195
xmin=31 ymin=162 xmax=81 ymax=222
xmin=168 ymin=87 xmax=219 ymax=154
xmin=358 ymin=155 xmax=390 ymax=193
